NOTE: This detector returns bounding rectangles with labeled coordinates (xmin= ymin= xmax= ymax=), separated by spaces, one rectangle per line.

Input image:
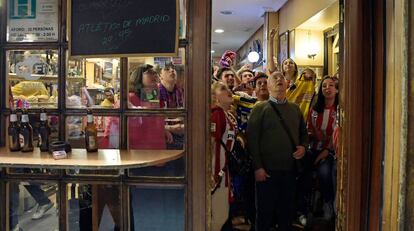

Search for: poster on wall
xmin=7 ymin=0 xmax=59 ymax=42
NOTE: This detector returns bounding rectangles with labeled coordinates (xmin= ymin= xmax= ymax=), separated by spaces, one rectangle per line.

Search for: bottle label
xmin=9 ymin=135 xmax=14 ymax=147
xmin=40 ymin=113 xmax=47 ymax=121
xmin=38 ymin=134 xmax=42 ymax=146
xmin=10 ymin=114 xmax=17 ymax=122
xmin=88 ymin=136 xmax=96 ymax=148
xmin=19 ymin=134 xmax=24 ymax=148
xmin=87 ymin=115 xmax=94 ymax=123
xmin=22 ymin=115 xmax=29 ymax=123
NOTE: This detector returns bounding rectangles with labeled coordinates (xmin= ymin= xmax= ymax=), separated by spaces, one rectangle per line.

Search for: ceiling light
xmin=220 ymin=10 xmax=233 ymax=15
xmin=248 ymin=51 xmax=260 ymax=63
xmin=214 ymin=29 xmax=224 ymax=33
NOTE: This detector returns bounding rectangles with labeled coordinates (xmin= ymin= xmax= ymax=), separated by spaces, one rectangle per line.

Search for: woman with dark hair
xmin=128 ymin=64 xmax=173 ymax=149
xmin=307 ymin=75 xmax=339 ymax=221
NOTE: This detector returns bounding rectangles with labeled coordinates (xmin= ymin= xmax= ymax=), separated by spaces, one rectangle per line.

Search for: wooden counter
xmin=0 ymin=148 xmax=184 ymax=170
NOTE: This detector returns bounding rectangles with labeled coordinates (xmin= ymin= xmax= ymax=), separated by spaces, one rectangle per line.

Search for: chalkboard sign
xmin=69 ymin=0 xmax=179 ymax=57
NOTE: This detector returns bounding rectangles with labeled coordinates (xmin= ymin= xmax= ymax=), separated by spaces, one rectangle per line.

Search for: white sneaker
xmin=32 ymin=202 xmax=54 ymax=220
xmin=299 ymin=214 xmax=307 ymax=226
xmin=12 ymin=225 xmax=23 ymax=231
xmin=323 ymin=202 xmax=334 ymax=220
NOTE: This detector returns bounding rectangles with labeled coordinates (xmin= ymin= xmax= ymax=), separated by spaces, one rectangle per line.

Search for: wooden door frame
xmin=338 ymin=0 xmax=386 ymax=230
xmin=187 ymin=0 xmax=211 ymax=230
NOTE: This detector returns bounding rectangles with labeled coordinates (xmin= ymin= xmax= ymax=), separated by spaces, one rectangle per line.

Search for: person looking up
xmin=282 ymin=58 xmax=298 ymax=87
xmin=217 ymin=67 xmax=237 ymax=91
xmin=247 ymin=71 xmax=308 ymax=231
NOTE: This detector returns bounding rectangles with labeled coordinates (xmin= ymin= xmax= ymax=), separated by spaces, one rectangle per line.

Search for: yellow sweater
xmin=286 ymin=78 xmax=315 ymax=119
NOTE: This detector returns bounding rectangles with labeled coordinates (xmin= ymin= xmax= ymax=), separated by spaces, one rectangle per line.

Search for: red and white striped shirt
xmin=211 ymin=106 xmax=236 ymax=190
xmin=307 ymin=105 xmax=337 ymax=151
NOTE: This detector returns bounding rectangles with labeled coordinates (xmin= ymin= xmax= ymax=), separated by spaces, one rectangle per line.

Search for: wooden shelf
xmin=0 ymin=148 xmax=184 ymax=170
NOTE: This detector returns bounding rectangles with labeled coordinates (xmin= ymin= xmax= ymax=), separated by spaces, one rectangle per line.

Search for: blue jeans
xmin=10 ymin=183 xmax=52 ymax=229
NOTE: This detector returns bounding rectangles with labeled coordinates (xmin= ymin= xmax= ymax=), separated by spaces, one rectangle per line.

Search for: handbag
xmin=268 ymin=101 xmax=305 ymax=175
xmin=219 ymin=139 xmax=253 ymax=176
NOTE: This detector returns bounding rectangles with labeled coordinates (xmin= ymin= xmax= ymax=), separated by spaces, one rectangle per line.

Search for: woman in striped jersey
xmin=307 ymin=75 xmax=339 ymax=221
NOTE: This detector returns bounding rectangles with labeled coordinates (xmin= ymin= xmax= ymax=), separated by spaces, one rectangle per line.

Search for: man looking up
xmin=247 ymin=72 xmax=308 ymax=231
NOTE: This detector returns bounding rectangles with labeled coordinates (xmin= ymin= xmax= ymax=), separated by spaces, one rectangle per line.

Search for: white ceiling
xmin=296 ymin=1 xmax=339 ymax=31
xmin=212 ymin=0 xmax=288 ymax=57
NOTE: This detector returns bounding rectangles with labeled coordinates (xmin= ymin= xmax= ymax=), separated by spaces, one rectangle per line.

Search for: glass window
xmin=6 ymin=0 xmax=59 ymax=42
xmin=127 ymin=116 xmax=185 ymax=177
xmin=9 ymin=181 xmax=58 ymax=231
xmin=67 ymin=183 xmax=121 ymax=230
xmin=7 ymin=50 xmax=59 ymax=109
xmin=129 ymin=185 xmax=185 ymax=231
xmin=66 ymin=116 xmax=120 ymax=149
xmin=127 ymin=48 xmax=186 ymax=109
xmin=66 ymin=57 xmax=120 ymax=109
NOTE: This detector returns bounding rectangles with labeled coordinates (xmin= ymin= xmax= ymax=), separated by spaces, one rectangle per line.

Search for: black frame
xmin=0 ymin=0 xmax=190 ymax=230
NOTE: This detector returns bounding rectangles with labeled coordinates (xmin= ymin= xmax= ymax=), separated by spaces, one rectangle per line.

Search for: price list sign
xmin=7 ymin=0 xmax=59 ymax=42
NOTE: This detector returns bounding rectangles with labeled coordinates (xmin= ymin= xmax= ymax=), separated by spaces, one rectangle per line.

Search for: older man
xmin=247 ymin=72 xmax=308 ymax=231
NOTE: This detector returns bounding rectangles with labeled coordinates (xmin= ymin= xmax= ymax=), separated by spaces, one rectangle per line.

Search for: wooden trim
xmin=340 ymin=0 xmax=376 ymax=230
xmin=187 ymin=0 xmax=210 ymax=230
xmin=382 ymin=0 xmax=409 ymax=230
xmin=404 ymin=0 xmax=414 ymax=229
xmin=368 ymin=0 xmax=385 ymax=230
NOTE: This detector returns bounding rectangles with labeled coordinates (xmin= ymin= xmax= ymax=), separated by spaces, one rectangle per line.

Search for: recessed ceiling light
xmin=211 ymin=50 xmax=215 ymax=53
xmin=214 ymin=29 xmax=224 ymax=33
xmin=220 ymin=10 xmax=233 ymax=15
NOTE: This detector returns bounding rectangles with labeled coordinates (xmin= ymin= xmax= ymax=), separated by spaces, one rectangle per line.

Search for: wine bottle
xmin=85 ymin=109 xmax=98 ymax=152
xmin=8 ymin=111 xmax=21 ymax=152
xmin=38 ymin=108 xmax=50 ymax=152
xmin=21 ymin=109 xmax=34 ymax=152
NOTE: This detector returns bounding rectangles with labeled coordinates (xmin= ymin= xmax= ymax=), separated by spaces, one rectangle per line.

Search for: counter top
xmin=0 ymin=148 xmax=184 ymax=170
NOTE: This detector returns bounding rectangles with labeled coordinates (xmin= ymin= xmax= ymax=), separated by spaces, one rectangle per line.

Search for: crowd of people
xmin=210 ymin=29 xmax=340 ymax=231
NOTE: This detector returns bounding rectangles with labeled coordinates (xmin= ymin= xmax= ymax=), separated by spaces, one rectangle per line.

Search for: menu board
xmin=69 ymin=0 xmax=179 ymax=57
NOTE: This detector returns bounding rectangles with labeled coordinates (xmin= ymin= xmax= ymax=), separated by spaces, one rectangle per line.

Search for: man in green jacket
xmin=247 ymin=71 xmax=308 ymax=231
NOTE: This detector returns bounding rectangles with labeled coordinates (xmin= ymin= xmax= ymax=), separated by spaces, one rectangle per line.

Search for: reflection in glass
xmin=66 ymin=58 xmax=120 ymax=109
xmin=9 ymin=181 xmax=58 ymax=231
xmin=67 ymin=183 xmax=121 ymax=231
xmin=7 ymin=50 xmax=59 ymax=109
xmin=127 ymin=49 xmax=186 ymax=110
xmin=130 ymin=185 xmax=185 ymax=231
xmin=128 ymin=116 xmax=185 ymax=177
xmin=66 ymin=116 xmax=119 ymax=149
